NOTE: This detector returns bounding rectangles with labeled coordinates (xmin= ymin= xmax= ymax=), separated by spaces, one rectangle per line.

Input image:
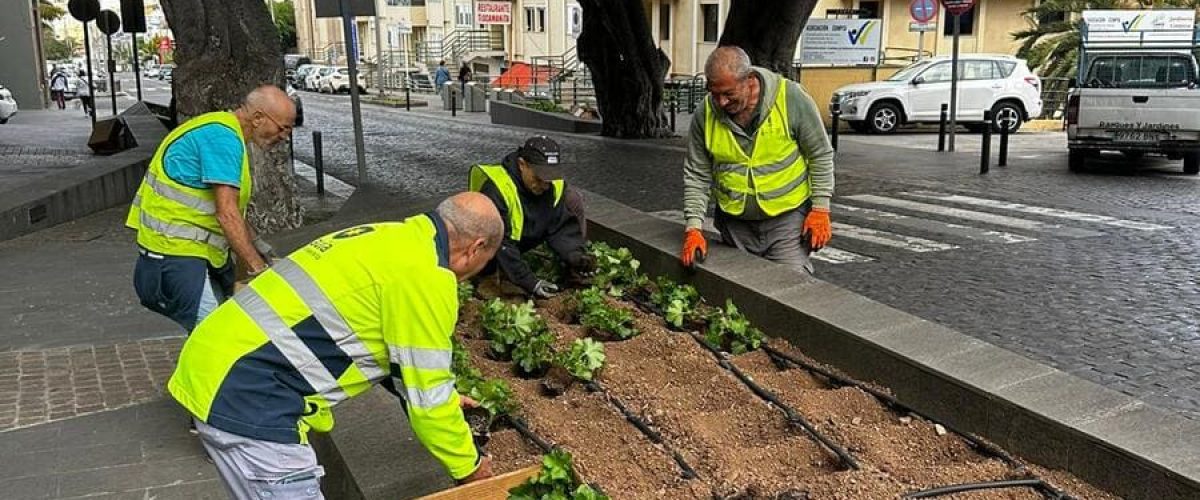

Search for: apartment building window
xmin=943 ymin=6 xmax=975 ymax=36
xmin=455 ymin=3 xmax=473 ymax=27
xmin=701 ymin=3 xmax=719 ymax=42
xmin=1036 ymin=0 xmax=1066 ymax=26
xmin=659 ymin=3 xmax=671 ymax=40
xmin=857 ymin=1 xmax=880 ymax=19
xmin=525 ymin=6 xmax=546 ymax=33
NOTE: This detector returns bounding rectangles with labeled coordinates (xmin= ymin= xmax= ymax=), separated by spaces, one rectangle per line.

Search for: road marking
xmin=647 ymin=210 xmax=875 ymax=265
xmin=902 ymin=191 xmax=1172 ymax=231
xmin=840 ymin=194 xmax=1102 ymax=237
xmin=834 ymin=203 xmax=1036 ymax=244
xmin=292 ymin=159 xmax=355 ymax=198
xmin=832 ymin=222 xmax=958 ymax=252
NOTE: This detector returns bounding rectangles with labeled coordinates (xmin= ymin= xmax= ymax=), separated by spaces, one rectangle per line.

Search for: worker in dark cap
xmin=468 ymin=136 xmax=592 ymax=298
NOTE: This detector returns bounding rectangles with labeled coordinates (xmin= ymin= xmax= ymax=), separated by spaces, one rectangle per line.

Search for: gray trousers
xmin=194 ymin=419 xmax=325 ymax=500
xmin=714 ymin=209 xmax=814 ymax=275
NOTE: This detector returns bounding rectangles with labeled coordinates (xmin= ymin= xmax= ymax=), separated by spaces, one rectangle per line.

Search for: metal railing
xmin=416 ymin=29 xmax=504 ymax=67
xmin=664 ymin=74 xmax=707 ymax=114
xmin=526 ymin=48 xmax=596 ymax=108
xmin=1038 ymin=77 xmax=1071 ymax=119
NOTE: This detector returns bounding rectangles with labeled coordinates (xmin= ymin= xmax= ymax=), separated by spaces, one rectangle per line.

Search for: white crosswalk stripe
xmin=834 ymin=203 xmax=1036 ymax=244
xmin=832 ymin=223 xmax=958 ymax=252
xmin=901 ymin=191 xmax=1172 ymax=231
xmin=840 ymin=194 xmax=1103 ymax=237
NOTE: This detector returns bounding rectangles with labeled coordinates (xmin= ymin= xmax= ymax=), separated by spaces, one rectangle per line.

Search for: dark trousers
xmin=133 ymin=248 xmax=236 ymax=332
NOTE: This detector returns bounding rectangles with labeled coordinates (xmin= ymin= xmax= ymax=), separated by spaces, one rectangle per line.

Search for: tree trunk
xmin=719 ymin=0 xmax=819 ymax=75
xmin=577 ymin=0 xmax=672 ymax=139
xmin=160 ymin=0 xmax=303 ymax=235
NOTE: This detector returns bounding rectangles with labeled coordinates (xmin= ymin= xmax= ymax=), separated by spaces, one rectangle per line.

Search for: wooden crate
xmin=417 ymin=465 xmax=541 ymax=500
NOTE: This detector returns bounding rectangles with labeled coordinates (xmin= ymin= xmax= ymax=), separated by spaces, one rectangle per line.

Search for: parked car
xmin=143 ymin=66 xmax=160 ymax=79
xmin=0 ymin=85 xmax=19 ymax=124
xmin=831 ymin=55 xmax=1043 ymax=134
xmin=292 ymin=64 xmax=317 ymax=88
xmin=287 ymin=84 xmax=304 ymax=127
xmin=306 ymin=66 xmax=332 ymax=92
xmin=158 ymin=65 xmax=175 ymax=80
xmin=320 ymin=67 xmax=367 ymax=94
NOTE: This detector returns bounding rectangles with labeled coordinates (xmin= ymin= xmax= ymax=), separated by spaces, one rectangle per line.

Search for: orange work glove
xmin=681 ymin=228 xmax=708 ymax=267
xmin=802 ymin=208 xmax=832 ymax=250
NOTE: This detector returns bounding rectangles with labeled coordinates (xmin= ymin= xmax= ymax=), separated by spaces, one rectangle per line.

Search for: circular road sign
xmin=67 ymin=0 xmax=100 ymax=23
xmin=910 ymin=0 xmax=937 ymax=23
xmin=941 ymin=0 xmax=975 ymax=17
xmin=96 ymin=10 xmax=121 ymax=36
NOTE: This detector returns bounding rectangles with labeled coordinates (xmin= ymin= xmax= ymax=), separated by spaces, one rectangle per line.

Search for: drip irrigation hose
xmin=584 ymin=381 xmax=699 ymax=480
xmin=686 ymin=331 xmax=860 ymax=471
xmin=504 ymin=414 xmax=556 ymax=454
xmin=761 ymin=345 xmax=1021 ymax=468
xmin=901 ymin=478 xmax=1077 ymax=499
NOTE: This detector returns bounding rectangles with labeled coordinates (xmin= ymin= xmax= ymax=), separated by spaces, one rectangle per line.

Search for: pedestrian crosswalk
xmin=647 ymin=191 xmax=1171 ymax=266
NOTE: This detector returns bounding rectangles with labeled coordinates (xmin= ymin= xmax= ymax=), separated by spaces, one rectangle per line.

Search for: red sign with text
xmin=941 ymin=0 xmax=975 ymax=17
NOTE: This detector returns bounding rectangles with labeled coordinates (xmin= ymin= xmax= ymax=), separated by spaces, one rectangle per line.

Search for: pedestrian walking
xmin=681 ymin=46 xmax=835 ymax=274
xmin=76 ymin=74 xmax=93 ymax=117
xmin=434 ymin=59 xmax=452 ymax=92
xmin=469 ymin=136 xmax=594 ymax=299
xmin=169 ymin=192 xmax=503 ymax=499
xmin=458 ymin=62 xmax=472 ymax=94
xmin=49 ymin=70 xmax=69 ymax=110
xmin=126 ymin=85 xmax=296 ymax=332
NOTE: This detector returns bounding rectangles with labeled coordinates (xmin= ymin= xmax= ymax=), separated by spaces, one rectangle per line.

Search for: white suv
xmin=832 ymin=55 xmax=1043 ymax=134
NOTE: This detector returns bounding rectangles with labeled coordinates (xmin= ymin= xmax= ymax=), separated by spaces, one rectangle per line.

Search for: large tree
xmin=161 ymin=0 xmax=302 ymax=234
xmin=576 ymin=0 xmax=672 ymax=138
xmin=271 ymin=0 xmax=298 ymax=52
xmin=719 ymin=0 xmax=818 ymax=75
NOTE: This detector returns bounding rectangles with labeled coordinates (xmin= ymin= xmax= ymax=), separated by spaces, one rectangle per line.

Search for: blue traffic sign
xmin=910 ymin=0 xmax=937 ymax=23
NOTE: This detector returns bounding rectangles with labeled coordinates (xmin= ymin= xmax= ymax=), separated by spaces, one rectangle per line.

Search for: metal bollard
xmin=938 ymin=103 xmax=948 ymax=152
xmin=999 ymin=121 xmax=1010 ymax=167
xmin=980 ymin=110 xmax=993 ymax=174
xmin=670 ymin=96 xmax=677 ymax=132
xmin=451 ymin=91 xmax=457 ymax=117
xmin=405 ymin=85 xmax=411 ymax=112
xmin=830 ymin=107 xmax=841 ymax=152
xmin=313 ymin=131 xmax=325 ymax=195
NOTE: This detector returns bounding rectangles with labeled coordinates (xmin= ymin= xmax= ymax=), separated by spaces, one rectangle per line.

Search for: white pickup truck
xmin=1066 ymin=50 xmax=1200 ymax=173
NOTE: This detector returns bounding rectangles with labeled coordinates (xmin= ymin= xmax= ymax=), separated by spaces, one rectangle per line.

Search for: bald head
xmin=705 ymin=46 xmax=752 ymax=81
xmin=237 ymin=84 xmax=296 ymax=149
xmin=437 ymin=192 xmax=504 ymax=280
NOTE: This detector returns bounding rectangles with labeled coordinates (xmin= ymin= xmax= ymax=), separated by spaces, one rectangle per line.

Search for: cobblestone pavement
xmin=294 ymin=93 xmax=1200 ymax=419
xmin=0 ymin=338 xmax=181 ymax=432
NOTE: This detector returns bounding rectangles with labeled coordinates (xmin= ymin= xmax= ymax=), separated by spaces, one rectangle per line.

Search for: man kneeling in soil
xmin=469 ymin=136 xmax=594 ymax=298
xmin=169 ymin=192 xmax=502 ymax=499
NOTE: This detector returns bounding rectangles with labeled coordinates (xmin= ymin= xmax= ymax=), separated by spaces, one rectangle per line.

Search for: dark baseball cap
xmin=518 ymin=136 xmax=564 ymax=180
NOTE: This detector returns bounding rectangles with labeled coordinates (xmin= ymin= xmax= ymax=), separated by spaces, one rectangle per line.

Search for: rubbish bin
xmin=464 ymin=83 xmax=487 ymax=112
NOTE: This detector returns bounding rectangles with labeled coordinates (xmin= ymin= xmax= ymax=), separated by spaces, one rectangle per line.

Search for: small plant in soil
xmin=705 ymin=299 xmax=766 ymax=355
xmin=512 ymin=327 xmax=556 ymax=378
xmin=586 ymin=241 xmax=648 ymax=297
xmin=509 ymin=449 xmax=609 ymax=500
xmin=577 ymin=287 xmax=638 ymax=340
xmin=649 ymin=276 xmax=704 ymax=329
xmin=463 ymin=378 xmax=518 ymax=418
xmin=482 ymin=299 xmax=543 ymax=359
xmin=557 ymin=338 xmax=606 ymax=381
xmin=457 ymin=281 xmax=476 ymax=305
xmin=523 ymin=244 xmax=564 ymax=284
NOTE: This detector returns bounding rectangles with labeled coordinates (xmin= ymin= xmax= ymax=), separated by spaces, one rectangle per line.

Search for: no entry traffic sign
xmin=941 ymin=0 xmax=975 ymax=17
xmin=910 ymin=0 xmax=937 ymax=23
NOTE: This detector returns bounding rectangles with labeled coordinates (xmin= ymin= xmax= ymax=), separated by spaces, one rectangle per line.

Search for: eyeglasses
xmin=256 ymin=107 xmax=293 ymax=134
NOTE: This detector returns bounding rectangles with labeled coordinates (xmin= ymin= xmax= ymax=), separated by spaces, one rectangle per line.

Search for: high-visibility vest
xmin=125 ymin=111 xmax=253 ymax=268
xmin=167 ymin=215 xmax=480 ymax=479
xmin=468 ymin=163 xmax=564 ymax=241
xmin=704 ymin=79 xmax=810 ymax=217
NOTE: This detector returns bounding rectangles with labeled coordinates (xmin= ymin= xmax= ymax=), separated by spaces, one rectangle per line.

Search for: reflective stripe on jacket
xmin=704 ymin=80 xmax=810 ymax=217
xmin=167 ymin=215 xmax=480 ymax=479
xmin=125 ymin=111 xmax=252 ymax=267
xmin=468 ymin=163 xmax=563 ymax=241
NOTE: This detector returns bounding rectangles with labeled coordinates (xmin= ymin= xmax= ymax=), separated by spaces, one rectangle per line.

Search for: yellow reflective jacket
xmin=125 ymin=111 xmax=253 ymax=268
xmin=468 ymin=163 xmax=563 ymax=241
xmin=704 ymin=80 xmax=810 ymax=217
xmin=168 ymin=214 xmax=479 ymax=479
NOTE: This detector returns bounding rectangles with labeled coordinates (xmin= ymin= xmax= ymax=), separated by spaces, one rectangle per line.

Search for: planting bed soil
xmin=455 ymin=256 xmax=1117 ymax=499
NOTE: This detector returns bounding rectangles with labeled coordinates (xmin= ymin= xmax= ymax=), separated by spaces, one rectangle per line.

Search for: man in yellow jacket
xmin=169 ymin=192 xmax=503 ymax=499
xmin=681 ymin=46 xmax=835 ymax=274
xmin=127 ymin=85 xmax=295 ymax=332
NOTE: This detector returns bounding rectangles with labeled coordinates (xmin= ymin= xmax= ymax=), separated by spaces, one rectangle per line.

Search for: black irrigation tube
xmin=901 ymin=478 xmax=1078 ymax=499
xmin=685 ymin=331 xmax=861 ymax=471
xmin=583 ymin=380 xmax=699 ymax=480
xmin=761 ymin=345 xmax=1022 ymax=468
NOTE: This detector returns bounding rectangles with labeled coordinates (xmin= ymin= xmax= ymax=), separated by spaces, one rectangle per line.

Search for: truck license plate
xmin=1112 ymin=130 xmax=1166 ymax=143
